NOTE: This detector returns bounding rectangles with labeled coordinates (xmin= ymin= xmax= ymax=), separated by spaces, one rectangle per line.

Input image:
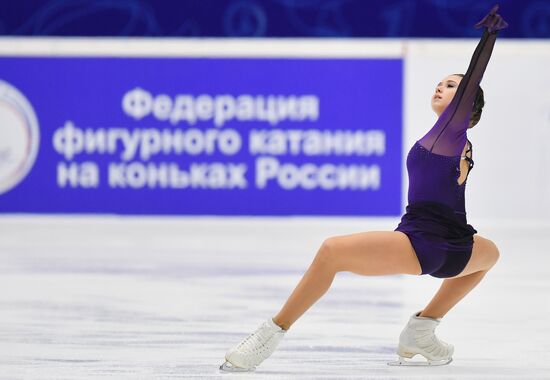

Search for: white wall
xmin=404 ymin=39 xmax=550 ymax=223
xmin=0 ymin=37 xmax=548 ymax=225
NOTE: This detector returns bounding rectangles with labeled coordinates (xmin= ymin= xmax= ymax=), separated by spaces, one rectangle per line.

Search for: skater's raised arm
xmin=419 ymin=4 xmax=509 ymax=157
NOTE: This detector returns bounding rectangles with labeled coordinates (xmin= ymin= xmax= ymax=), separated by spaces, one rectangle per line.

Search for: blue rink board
xmin=0 ymin=57 xmax=403 ymax=215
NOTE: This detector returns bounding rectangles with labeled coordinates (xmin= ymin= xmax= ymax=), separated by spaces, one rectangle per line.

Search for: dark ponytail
xmin=455 ymin=73 xmax=485 ymax=128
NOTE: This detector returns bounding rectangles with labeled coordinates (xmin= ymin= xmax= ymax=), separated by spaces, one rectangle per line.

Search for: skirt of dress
xmin=394 ymin=201 xmax=478 ymax=278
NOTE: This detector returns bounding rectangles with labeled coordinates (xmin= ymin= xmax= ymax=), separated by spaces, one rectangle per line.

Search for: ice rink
xmin=1 ymin=215 xmax=549 ymax=379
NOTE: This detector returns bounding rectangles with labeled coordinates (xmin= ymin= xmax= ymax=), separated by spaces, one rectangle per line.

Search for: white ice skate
xmin=219 ymin=317 xmax=286 ymax=372
xmin=387 ymin=311 xmax=454 ymax=366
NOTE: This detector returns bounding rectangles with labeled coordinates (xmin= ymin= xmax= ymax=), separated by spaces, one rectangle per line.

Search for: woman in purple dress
xmin=220 ymin=4 xmax=509 ymax=371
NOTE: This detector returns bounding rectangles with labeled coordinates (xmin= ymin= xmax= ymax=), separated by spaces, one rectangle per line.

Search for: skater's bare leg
xmin=273 ymin=231 xmax=422 ymax=331
xmin=419 ymin=270 xmax=488 ymax=319
xmin=419 ymin=234 xmax=500 ymax=319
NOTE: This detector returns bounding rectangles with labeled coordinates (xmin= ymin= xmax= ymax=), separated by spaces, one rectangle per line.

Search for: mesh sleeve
xmin=418 ymin=28 xmax=498 ymax=157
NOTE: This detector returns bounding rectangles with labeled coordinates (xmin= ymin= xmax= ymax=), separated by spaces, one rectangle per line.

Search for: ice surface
xmin=0 ymin=215 xmax=549 ymax=379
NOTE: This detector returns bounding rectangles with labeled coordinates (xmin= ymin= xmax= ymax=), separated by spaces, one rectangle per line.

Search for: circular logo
xmin=224 ymin=1 xmax=267 ymax=37
xmin=0 ymin=80 xmax=40 ymax=195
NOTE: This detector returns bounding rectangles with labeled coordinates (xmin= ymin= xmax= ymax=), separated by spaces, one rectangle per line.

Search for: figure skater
xmin=220 ymin=4 xmax=509 ymax=371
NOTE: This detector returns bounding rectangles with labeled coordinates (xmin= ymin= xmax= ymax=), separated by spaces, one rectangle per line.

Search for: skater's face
xmin=431 ymin=74 xmax=463 ymax=116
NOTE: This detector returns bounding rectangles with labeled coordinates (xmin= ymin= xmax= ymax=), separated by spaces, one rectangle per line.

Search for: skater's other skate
xmin=387 ymin=311 xmax=454 ymax=366
xmin=219 ymin=317 xmax=286 ymax=372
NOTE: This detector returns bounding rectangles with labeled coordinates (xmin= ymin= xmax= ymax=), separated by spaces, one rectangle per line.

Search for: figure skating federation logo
xmin=0 ymin=80 xmax=40 ymax=195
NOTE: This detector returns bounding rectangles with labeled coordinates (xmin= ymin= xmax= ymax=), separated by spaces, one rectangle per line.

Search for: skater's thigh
xmin=448 ymin=234 xmax=500 ymax=278
xmin=320 ymin=231 xmax=422 ymax=276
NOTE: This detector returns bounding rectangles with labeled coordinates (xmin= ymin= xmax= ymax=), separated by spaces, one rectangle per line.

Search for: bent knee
xmin=487 ymin=239 xmax=500 ymax=268
xmin=316 ymin=237 xmax=338 ymax=264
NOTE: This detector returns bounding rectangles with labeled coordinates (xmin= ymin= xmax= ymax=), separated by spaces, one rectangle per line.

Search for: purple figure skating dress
xmin=395 ymin=7 xmax=508 ymax=278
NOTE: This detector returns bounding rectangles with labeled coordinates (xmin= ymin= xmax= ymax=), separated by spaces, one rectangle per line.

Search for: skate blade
xmin=219 ymin=360 xmax=256 ymax=372
xmin=387 ymin=356 xmax=453 ymax=366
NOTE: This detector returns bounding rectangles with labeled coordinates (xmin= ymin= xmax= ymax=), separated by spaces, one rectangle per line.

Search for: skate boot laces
xmin=237 ymin=321 xmax=278 ymax=355
xmin=411 ymin=324 xmax=453 ymax=359
xmin=227 ymin=319 xmax=285 ymax=368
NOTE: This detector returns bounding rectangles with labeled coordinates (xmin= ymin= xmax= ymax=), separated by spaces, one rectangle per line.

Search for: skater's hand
xmin=474 ymin=4 xmax=509 ymax=33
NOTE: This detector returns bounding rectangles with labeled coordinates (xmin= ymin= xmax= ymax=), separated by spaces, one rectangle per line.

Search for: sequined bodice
xmin=406 ymin=141 xmax=468 ymax=215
